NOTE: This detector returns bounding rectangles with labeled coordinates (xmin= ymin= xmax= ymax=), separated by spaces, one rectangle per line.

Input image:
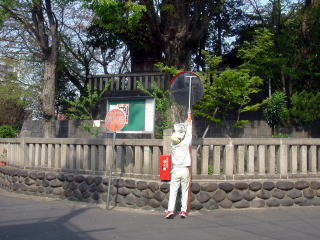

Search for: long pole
xmin=186 ymin=76 xmax=195 ymax=114
xmin=186 ymin=76 xmax=195 ymax=211
xmin=106 ymin=131 xmax=116 ymax=209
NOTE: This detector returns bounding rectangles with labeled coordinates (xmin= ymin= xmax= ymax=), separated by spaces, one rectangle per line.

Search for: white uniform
xmin=167 ymin=121 xmax=192 ymax=212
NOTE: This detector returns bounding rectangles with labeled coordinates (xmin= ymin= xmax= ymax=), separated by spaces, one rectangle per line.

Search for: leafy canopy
xmin=193 ymin=51 xmax=263 ymax=129
xmin=64 ymin=85 xmax=109 ymax=120
xmin=289 ymin=91 xmax=320 ymax=126
xmin=89 ymin=0 xmax=149 ymax=48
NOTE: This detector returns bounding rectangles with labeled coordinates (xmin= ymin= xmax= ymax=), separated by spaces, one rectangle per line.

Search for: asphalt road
xmin=1 ymin=189 xmax=320 ymax=240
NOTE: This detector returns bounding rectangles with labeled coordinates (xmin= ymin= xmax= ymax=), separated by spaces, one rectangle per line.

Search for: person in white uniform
xmin=164 ymin=116 xmax=192 ymax=219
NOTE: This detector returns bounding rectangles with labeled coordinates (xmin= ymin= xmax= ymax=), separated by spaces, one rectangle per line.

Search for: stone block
xmin=203 ymin=200 xmax=219 ymax=210
xmin=160 ymin=183 xmax=170 ymax=193
xmin=219 ymin=183 xmax=234 ymax=193
xmin=303 ymin=189 xmax=315 ymax=199
xmin=276 ymin=181 xmax=294 ymax=190
xmin=262 ymin=181 xmax=275 ymax=190
xmin=287 ymin=189 xmax=302 ymax=199
xmin=266 ymin=198 xmax=280 ymax=207
xmin=191 ymin=200 xmax=203 ymax=210
xmin=227 ymin=190 xmax=243 ymax=202
xmin=137 ymin=181 xmax=148 ymax=190
xmin=310 ymin=181 xmax=320 ymax=190
xmin=249 ymin=182 xmax=262 ymax=191
xmin=294 ymin=181 xmax=309 ymax=190
xmin=141 ymin=189 xmax=154 ymax=199
xmin=148 ymin=182 xmax=159 ymax=192
xmin=149 ymin=199 xmax=160 ymax=208
xmin=219 ymin=198 xmax=232 ymax=208
xmin=243 ymin=190 xmax=256 ymax=201
xmin=257 ymin=189 xmax=271 ymax=200
xmin=46 ymin=172 xmax=57 ymax=181
xmin=125 ymin=179 xmax=136 ymax=188
xmin=213 ymin=189 xmax=226 ymax=202
xmin=280 ymin=197 xmax=294 ymax=207
xmin=251 ymin=199 xmax=265 ymax=208
xmin=235 ymin=182 xmax=248 ymax=190
xmin=197 ymin=192 xmax=211 ymax=203
xmin=201 ymin=183 xmax=218 ymax=192
xmin=191 ymin=183 xmax=201 ymax=193
xmin=126 ymin=194 xmax=137 ymax=205
xmin=272 ymin=189 xmax=285 ymax=199
xmin=136 ymin=197 xmax=148 ymax=207
xmin=118 ymin=187 xmax=130 ymax=196
xmin=154 ymin=191 xmax=165 ymax=202
xmin=132 ymin=189 xmax=142 ymax=198
xmin=234 ymin=200 xmax=250 ymax=208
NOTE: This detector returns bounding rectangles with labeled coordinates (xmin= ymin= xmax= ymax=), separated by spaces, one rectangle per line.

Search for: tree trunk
xmin=34 ymin=0 xmax=59 ymax=137
xmin=302 ymin=0 xmax=320 ymax=56
xmin=41 ymin=56 xmax=57 ymax=137
xmin=170 ymin=103 xmax=188 ymax=123
xmin=163 ymin=38 xmax=193 ymax=70
xmin=130 ymin=46 xmax=162 ymax=73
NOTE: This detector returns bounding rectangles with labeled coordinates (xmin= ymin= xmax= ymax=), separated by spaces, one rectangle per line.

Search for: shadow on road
xmin=0 ymin=207 xmax=115 ymax=240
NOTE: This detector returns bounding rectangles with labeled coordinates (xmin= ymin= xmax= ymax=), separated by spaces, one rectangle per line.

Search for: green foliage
xmin=154 ymin=62 xmax=181 ymax=76
xmin=289 ymin=91 xmax=320 ymax=126
xmin=272 ymin=133 xmax=289 ymax=138
xmin=237 ymin=29 xmax=283 ymax=81
xmin=201 ymin=51 xmax=222 ymax=74
xmin=65 ymin=85 xmax=109 ymax=120
xmin=263 ymin=91 xmax=288 ymax=132
xmin=90 ymin=0 xmax=150 ymax=48
xmin=0 ymin=125 xmax=18 ymax=138
xmin=137 ymin=81 xmax=173 ymax=138
xmin=161 ymin=3 xmax=176 ymax=16
xmin=125 ymin=1 xmax=146 ymax=28
xmin=207 ymin=165 xmax=224 ymax=174
xmin=79 ymin=121 xmax=99 ymax=137
xmin=0 ymin=78 xmax=29 ymax=127
xmin=194 ymin=51 xmax=263 ymax=130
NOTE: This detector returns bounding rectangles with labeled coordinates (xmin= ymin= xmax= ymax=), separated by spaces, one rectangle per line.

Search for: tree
xmin=57 ymin=3 xmax=130 ymax=101
xmin=64 ymin=85 xmax=110 ymax=120
xmin=237 ymin=29 xmax=283 ymax=96
xmin=289 ymin=90 xmax=320 ymax=127
xmin=207 ymin=0 xmax=245 ymax=56
xmin=263 ymin=91 xmax=288 ymax=135
xmin=0 ymin=65 xmax=29 ymax=127
xmin=193 ymin=52 xmax=263 ymax=136
xmin=0 ymin=0 xmax=59 ymax=136
xmin=89 ymin=0 xmax=218 ymax=71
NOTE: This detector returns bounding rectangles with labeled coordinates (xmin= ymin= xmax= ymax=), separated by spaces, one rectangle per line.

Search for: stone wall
xmin=21 ymin=119 xmax=320 ymax=139
xmin=1 ymin=166 xmax=320 ymax=211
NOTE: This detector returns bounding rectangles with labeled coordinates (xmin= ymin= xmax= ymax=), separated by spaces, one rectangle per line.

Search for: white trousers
xmin=167 ymin=167 xmax=190 ymax=212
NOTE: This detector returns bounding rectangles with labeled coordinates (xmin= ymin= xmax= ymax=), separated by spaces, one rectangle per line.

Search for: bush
xmin=289 ymin=91 xmax=320 ymax=126
xmin=0 ymin=125 xmax=18 ymax=138
xmin=263 ymin=91 xmax=288 ymax=134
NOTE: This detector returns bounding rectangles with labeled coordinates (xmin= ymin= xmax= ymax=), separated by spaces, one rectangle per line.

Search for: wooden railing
xmin=1 ymin=137 xmax=320 ymax=180
xmin=88 ymin=72 xmax=170 ymax=91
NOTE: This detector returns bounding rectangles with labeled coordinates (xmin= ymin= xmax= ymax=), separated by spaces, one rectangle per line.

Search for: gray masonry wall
xmin=1 ymin=166 xmax=320 ymax=211
xmin=21 ymin=119 xmax=320 ymax=138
